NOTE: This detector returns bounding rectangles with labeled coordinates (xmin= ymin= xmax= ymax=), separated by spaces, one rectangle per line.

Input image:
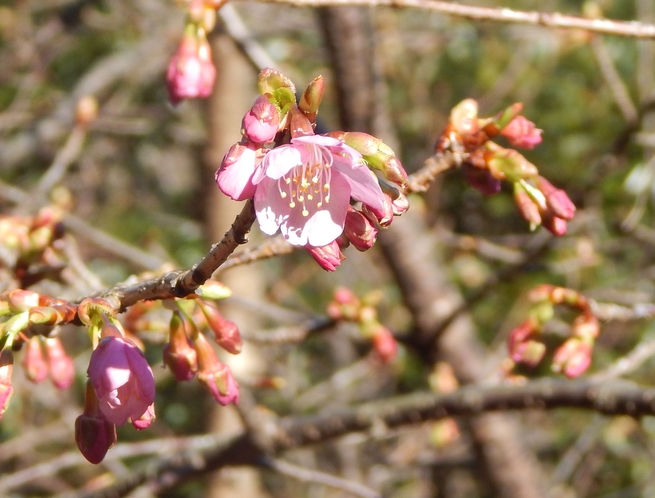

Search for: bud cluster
xmin=327 ymin=287 xmax=398 ymax=363
xmin=215 ymin=69 xmax=409 ymax=272
xmin=437 ymin=100 xmax=575 ymax=235
xmin=0 ymin=206 xmax=66 ymax=286
xmin=506 ymin=284 xmax=599 ymax=378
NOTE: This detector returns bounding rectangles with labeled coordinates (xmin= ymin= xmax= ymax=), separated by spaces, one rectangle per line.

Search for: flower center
xmin=277 ymin=144 xmax=332 ymax=217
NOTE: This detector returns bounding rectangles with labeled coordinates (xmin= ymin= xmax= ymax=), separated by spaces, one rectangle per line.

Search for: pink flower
xmin=87 ymin=336 xmax=155 ymax=426
xmin=242 ymin=95 xmax=280 ymax=144
xmin=501 ymin=116 xmax=542 ymax=149
xmin=166 ymin=34 xmax=216 ymax=106
xmin=254 ymin=135 xmax=385 ymax=247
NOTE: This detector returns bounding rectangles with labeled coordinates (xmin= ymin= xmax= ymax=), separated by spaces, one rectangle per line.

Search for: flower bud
xmin=166 ymin=32 xmax=216 ymax=106
xmin=194 ymin=333 xmax=239 ymax=406
xmin=131 ymin=403 xmax=156 ymax=430
xmin=371 ymin=325 xmax=397 ymax=363
xmin=75 ymin=96 xmax=98 ymax=127
xmin=45 ymin=336 xmax=75 ymax=389
xmin=485 ymin=147 xmax=538 ymax=182
xmin=196 ymin=301 xmax=242 ymax=355
xmin=305 ymin=240 xmax=344 ymax=272
xmin=362 ymin=195 xmax=394 ymax=227
xmin=507 ymin=320 xmax=545 ymax=367
xmin=257 ymin=67 xmax=296 ymax=95
xmin=0 ymin=350 xmax=15 ymax=419
xmin=536 ymin=176 xmax=576 ymax=221
xmin=288 ymin=106 xmax=314 ymax=138
xmin=215 ymin=141 xmax=260 ymax=201
xmin=513 ymin=182 xmax=541 ymax=228
xmin=463 ymin=163 xmax=502 ymax=195
xmin=501 ymin=115 xmax=543 ymax=149
xmin=242 ymin=95 xmax=280 ymax=144
xmin=23 ymin=336 xmax=48 ymax=383
xmin=541 ymin=214 xmax=568 ymax=236
xmin=299 ymin=75 xmax=324 ymax=123
xmin=551 ymin=338 xmax=593 ymax=378
xmin=163 ymin=311 xmax=198 ymax=381
xmin=6 ymin=289 xmax=40 ymax=312
xmin=450 ymin=99 xmax=480 ymax=136
xmin=196 ymin=280 xmax=232 ymax=300
xmin=75 ymin=381 xmax=117 ymax=464
xmin=343 ymin=208 xmax=377 ymax=252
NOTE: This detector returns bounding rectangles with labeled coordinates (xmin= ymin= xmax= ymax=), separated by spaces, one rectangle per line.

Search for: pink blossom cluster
xmin=215 ymin=69 xmax=409 ymax=271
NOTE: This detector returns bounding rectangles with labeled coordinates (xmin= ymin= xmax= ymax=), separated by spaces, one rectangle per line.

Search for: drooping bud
xmin=362 ymin=195 xmax=394 ymax=227
xmin=299 ymin=75 xmax=324 ymax=123
xmin=166 ymin=31 xmax=216 ymax=106
xmin=0 ymin=350 xmax=15 ymax=419
xmin=196 ymin=301 xmax=242 ymax=355
xmin=215 ymin=141 xmax=260 ymax=201
xmin=23 ymin=336 xmax=48 ymax=384
xmin=343 ymin=208 xmax=378 ymax=252
xmin=541 ymin=214 xmax=568 ymax=236
xmin=75 ymin=380 xmax=117 ymax=464
xmin=45 ymin=336 xmax=75 ymax=389
xmin=163 ymin=311 xmax=198 ymax=381
xmin=242 ymin=95 xmax=280 ymax=144
xmin=536 ymin=176 xmax=576 ymax=221
xmin=131 ymin=403 xmax=156 ymax=430
xmin=194 ymin=332 xmax=239 ymax=406
xmin=513 ymin=182 xmax=542 ymax=229
xmin=305 ymin=240 xmax=345 ymax=272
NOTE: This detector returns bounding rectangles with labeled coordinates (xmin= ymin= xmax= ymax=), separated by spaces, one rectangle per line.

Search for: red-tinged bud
xmin=327 ymin=287 xmax=361 ymax=321
xmin=194 ymin=333 xmax=239 ymax=406
xmin=542 ymin=214 xmax=568 ymax=236
xmin=552 ymin=338 xmax=593 ymax=378
xmin=390 ymin=191 xmax=409 ymax=216
xmin=0 ymin=350 xmax=15 ymax=419
xmin=371 ymin=326 xmax=397 ymax=363
xmin=23 ymin=336 xmax=48 ymax=383
xmin=196 ymin=280 xmax=232 ymax=300
xmin=257 ymin=67 xmax=296 ymax=96
xmin=75 ymin=95 xmax=98 ymax=127
xmin=492 ymin=102 xmax=524 ymax=131
xmin=299 ymin=75 xmax=324 ymax=123
xmin=485 ymin=147 xmax=538 ymax=182
xmin=513 ymin=182 xmax=542 ymax=228
xmin=6 ymin=289 xmax=40 ymax=312
xmin=305 ymin=240 xmax=345 ymax=272
xmin=507 ymin=320 xmax=545 ymax=367
xmin=163 ymin=311 xmax=198 ymax=381
xmin=288 ymin=106 xmax=314 ymax=138
xmin=381 ymin=156 xmax=409 ymax=189
xmin=572 ymin=313 xmax=600 ymax=341
xmin=215 ymin=141 xmax=261 ymax=202
xmin=45 ymin=337 xmax=75 ymax=389
xmin=450 ymin=99 xmax=480 ymax=136
xmin=344 ymin=208 xmax=378 ymax=252
xmin=242 ymin=95 xmax=280 ymax=144
xmin=501 ymin=115 xmax=543 ymax=149
xmin=463 ymin=163 xmax=502 ymax=195
xmin=131 ymin=403 xmax=155 ymax=430
xmin=536 ymin=176 xmax=576 ymax=220
xmin=166 ymin=32 xmax=216 ymax=106
xmin=362 ymin=195 xmax=394 ymax=227
xmin=75 ymin=381 xmax=117 ymax=464
xmin=196 ymin=301 xmax=242 ymax=355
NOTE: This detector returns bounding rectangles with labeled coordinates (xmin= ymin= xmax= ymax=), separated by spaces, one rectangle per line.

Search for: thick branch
xmin=245 ymin=0 xmax=655 ymax=40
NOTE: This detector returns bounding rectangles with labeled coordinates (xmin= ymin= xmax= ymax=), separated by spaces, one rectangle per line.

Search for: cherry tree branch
xmin=243 ymin=0 xmax=655 ymax=40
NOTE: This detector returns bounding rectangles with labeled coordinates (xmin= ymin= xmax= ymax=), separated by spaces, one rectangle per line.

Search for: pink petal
xmin=254 ymin=177 xmax=290 ymax=236
xmin=216 ymin=144 xmax=258 ymax=201
xmin=261 ymin=146 xmax=302 ymax=180
xmin=334 ymin=162 xmax=385 ymax=212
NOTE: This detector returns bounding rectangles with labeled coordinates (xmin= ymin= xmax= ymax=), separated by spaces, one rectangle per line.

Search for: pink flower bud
xmin=507 ymin=320 xmax=545 ymax=367
xmin=87 ymin=336 xmax=156 ymax=425
xmin=197 ymin=301 xmax=242 ymax=355
xmin=166 ymin=33 xmax=216 ymax=106
xmin=501 ymin=115 xmax=543 ymax=149
xmin=45 ymin=337 xmax=75 ymax=389
xmin=75 ymin=381 xmax=116 ymax=464
xmin=541 ymin=214 xmax=568 ymax=236
xmin=131 ymin=403 xmax=156 ymax=430
xmin=362 ymin=195 xmax=394 ymax=227
xmin=23 ymin=336 xmax=48 ymax=383
xmin=163 ymin=312 xmax=198 ymax=381
xmin=513 ymin=183 xmax=542 ymax=227
xmin=305 ymin=240 xmax=344 ymax=272
xmin=215 ymin=141 xmax=260 ymax=201
xmin=344 ymin=208 xmax=378 ymax=252
xmin=0 ymin=350 xmax=15 ymax=419
xmin=572 ymin=314 xmax=599 ymax=341
xmin=242 ymin=95 xmax=280 ymax=144
xmin=536 ymin=176 xmax=576 ymax=221
xmin=371 ymin=326 xmax=397 ymax=363
xmin=463 ymin=164 xmax=501 ymax=195
xmin=194 ymin=333 xmax=239 ymax=406
xmin=552 ymin=338 xmax=593 ymax=378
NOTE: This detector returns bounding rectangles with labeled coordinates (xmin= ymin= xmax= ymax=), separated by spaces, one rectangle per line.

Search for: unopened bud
xmin=6 ymin=289 xmax=40 ymax=312
xmin=305 ymin=240 xmax=344 ymax=272
xmin=450 ymin=99 xmax=480 ymax=136
xmin=75 ymin=96 xmax=98 ymax=127
xmin=486 ymin=147 xmax=538 ymax=182
xmin=257 ymin=67 xmax=296 ymax=96
xmin=194 ymin=333 xmax=239 ymax=405
xmin=75 ymin=381 xmax=116 ymax=464
xmin=0 ymin=350 xmax=15 ymax=419
xmin=371 ymin=325 xmax=397 ymax=363
xmin=45 ymin=336 xmax=75 ymax=389
xmin=288 ymin=106 xmax=314 ymax=138
xmin=196 ymin=301 xmax=242 ymax=355
xmin=542 ymin=214 xmax=568 ymax=236
xmin=513 ymin=182 xmax=542 ymax=228
xmin=299 ymin=75 xmax=324 ymax=123
xmin=242 ymin=95 xmax=280 ymax=144
xmin=23 ymin=336 xmax=48 ymax=383
xmin=215 ymin=141 xmax=259 ymax=201
xmin=344 ymin=208 xmax=377 ymax=252
xmin=362 ymin=195 xmax=394 ymax=227
xmin=131 ymin=403 xmax=156 ymax=430
xmin=536 ymin=176 xmax=576 ymax=220
xmin=196 ymin=280 xmax=232 ymax=300
xmin=164 ymin=311 xmax=198 ymax=381
xmin=507 ymin=320 xmax=545 ymax=367
xmin=552 ymin=338 xmax=593 ymax=378
xmin=501 ymin=115 xmax=542 ymax=149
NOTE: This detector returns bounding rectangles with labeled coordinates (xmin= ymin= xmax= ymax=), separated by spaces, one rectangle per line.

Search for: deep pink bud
xmin=344 ymin=208 xmax=377 ymax=252
xmin=197 ymin=301 xmax=242 ymax=355
xmin=0 ymin=350 xmax=14 ymax=419
xmin=507 ymin=320 xmax=545 ymax=367
xmin=542 ymin=214 xmax=568 ymax=236
xmin=552 ymin=338 xmax=593 ymax=378
xmin=23 ymin=336 xmax=48 ymax=383
xmin=242 ymin=95 xmax=280 ymax=144
xmin=75 ymin=381 xmax=117 ymax=464
xmin=501 ymin=115 xmax=543 ymax=149
xmin=536 ymin=176 xmax=576 ymax=221
xmin=463 ymin=164 xmax=501 ymax=195
xmin=166 ymin=33 xmax=216 ymax=106
xmin=163 ymin=312 xmax=198 ymax=381
xmin=362 ymin=195 xmax=394 ymax=227
xmin=45 ymin=336 xmax=75 ymax=389
xmin=87 ymin=336 xmax=156 ymax=425
xmin=131 ymin=403 xmax=156 ymax=430
xmin=194 ymin=333 xmax=239 ymax=406
xmin=371 ymin=326 xmax=397 ymax=363
xmin=305 ymin=240 xmax=344 ymax=272
xmin=215 ymin=141 xmax=260 ymax=201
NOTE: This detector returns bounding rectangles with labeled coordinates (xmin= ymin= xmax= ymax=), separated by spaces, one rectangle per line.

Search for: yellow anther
xmin=289 ymin=201 xmax=296 ymax=208
xmin=302 ymin=209 xmax=309 ymax=217
xmin=280 ymin=192 xmax=287 ymax=198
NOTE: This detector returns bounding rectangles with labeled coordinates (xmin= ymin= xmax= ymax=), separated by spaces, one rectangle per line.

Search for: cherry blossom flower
xmin=87 ymin=336 xmax=155 ymax=426
xmin=253 ymin=135 xmax=385 ymax=247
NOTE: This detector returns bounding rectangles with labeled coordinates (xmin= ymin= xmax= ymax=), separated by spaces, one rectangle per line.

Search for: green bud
xmin=258 ymin=68 xmax=296 ymax=96
xmin=196 ymin=280 xmax=232 ymax=300
xmin=486 ymin=148 xmax=538 ymax=182
xmin=299 ymin=76 xmax=324 ymax=123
